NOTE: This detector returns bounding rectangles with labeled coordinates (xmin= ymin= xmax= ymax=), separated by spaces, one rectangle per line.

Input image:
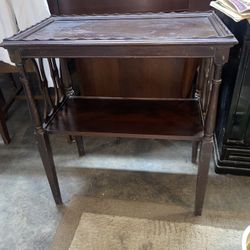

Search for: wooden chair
xmin=0 ymin=62 xmax=22 ymax=144
xmin=0 ymin=59 xmax=81 ymax=151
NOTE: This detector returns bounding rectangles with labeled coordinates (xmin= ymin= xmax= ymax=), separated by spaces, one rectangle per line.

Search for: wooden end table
xmin=1 ymin=12 xmax=237 ymax=215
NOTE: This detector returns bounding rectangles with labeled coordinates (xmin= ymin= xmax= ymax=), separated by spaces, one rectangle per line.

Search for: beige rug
xmin=51 ymin=196 xmax=248 ymax=250
xmin=69 ymin=212 xmax=241 ymax=250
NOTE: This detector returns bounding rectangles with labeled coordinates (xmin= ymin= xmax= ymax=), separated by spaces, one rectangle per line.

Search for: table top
xmin=2 ymin=12 xmax=237 ymax=48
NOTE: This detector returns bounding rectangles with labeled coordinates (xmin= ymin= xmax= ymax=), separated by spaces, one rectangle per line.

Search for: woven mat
xmin=51 ymin=196 xmax=249 ymax=250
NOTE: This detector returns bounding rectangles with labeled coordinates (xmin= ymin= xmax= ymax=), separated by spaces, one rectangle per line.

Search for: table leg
xmin=192 ymin=141 xmax=199 ymax=164
xmin=75 ymin=136 xmax=85 ymax=156
xmin=195 ymin=63 xmax=223 ymax=216
xmin=37 ymin=131 xmax=62 ymax=204
xmin=61 ymin=59 xmax=84 ymax=156
xmin=17 ymin=61 xmax=62 ymax=204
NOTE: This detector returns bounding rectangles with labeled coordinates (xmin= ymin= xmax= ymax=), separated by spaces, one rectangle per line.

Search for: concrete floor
xmin=1 ymin=97 xmax=250 ymax=249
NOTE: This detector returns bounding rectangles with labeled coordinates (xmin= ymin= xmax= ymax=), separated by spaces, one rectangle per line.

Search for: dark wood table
xmin=1 ymin=12 xmax=237 ymax=215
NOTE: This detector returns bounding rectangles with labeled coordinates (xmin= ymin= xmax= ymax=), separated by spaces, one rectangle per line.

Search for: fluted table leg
xmin=18 ymin=61 xmax=62 ymax=204
xmin=195 ymin=63 xmax=223 ymax=216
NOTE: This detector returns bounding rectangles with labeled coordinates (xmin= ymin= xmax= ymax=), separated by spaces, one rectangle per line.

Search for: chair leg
xmin=0 ymin=113 xmax=11 ymax=144
xmin=0 ymin=87 xmax=5 ymax=107
xmin=37 ymin=131 xmax=62 ymax=204
xmin=192 ymin=141 xmax=199 ymax=164
xmin=9 ymin=73 xmax=18 ymax=89
xmin=115 ymin=137 xmax=121 ymax=144
xmin=75 ymin=136 xmax=85 ymax=157
xmin=0 ymin=89 xmax=10 ymax=144
xmin=66 ymin=135 xmax=74 ymax=143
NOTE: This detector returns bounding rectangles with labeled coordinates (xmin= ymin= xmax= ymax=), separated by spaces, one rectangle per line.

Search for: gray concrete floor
xmin=1 ymin=98 xmax=250 ymax=250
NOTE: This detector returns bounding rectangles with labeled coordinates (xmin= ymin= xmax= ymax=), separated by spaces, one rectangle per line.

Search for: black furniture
xmin=215 ymin=14 xmax=250 ymax=175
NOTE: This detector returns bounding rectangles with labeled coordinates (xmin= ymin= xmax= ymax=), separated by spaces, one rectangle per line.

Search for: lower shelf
xmin=45 ymin=97 xmax=204 ymax=141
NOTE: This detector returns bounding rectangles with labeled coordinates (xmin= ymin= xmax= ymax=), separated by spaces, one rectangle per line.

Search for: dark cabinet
xmin=215 ymin=14 xmax=250 ymax=174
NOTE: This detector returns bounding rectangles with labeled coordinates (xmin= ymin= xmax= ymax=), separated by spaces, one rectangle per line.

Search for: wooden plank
xmin=45 ymin=97 xmax=204 ymax=140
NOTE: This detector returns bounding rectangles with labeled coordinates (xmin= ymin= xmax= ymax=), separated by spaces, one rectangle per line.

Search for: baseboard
xmin=213 ymin=136 xmax=250 ymax=176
